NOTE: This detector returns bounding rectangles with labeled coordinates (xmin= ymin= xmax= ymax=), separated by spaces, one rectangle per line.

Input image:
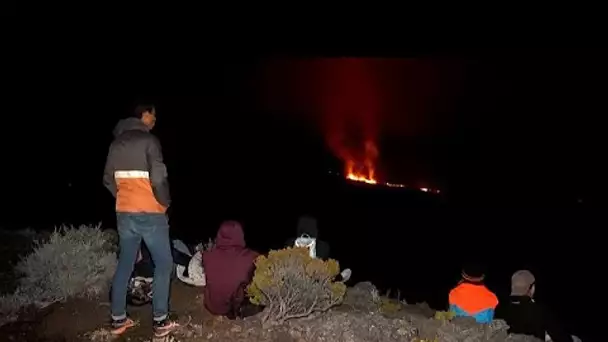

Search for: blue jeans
xmin=111 ymin=213 xmax=173 ymax=322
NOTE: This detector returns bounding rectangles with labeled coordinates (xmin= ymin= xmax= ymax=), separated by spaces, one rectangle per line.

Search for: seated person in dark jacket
xmin=498 ymin=270 xmax=573 ymax=342
xmin=285 ymin=215 xmax=351 ymax=282
xmin=202 ymin=221 xmax=261 ymax=319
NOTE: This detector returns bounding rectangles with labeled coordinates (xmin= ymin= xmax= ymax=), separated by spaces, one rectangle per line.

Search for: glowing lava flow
xmin=344 ymin=140 xmax=379 ymax=184
xmin=342 ymin=141 xmax=437 ymax=193
xmin=345 ymin=160 xmax=377 ymax=184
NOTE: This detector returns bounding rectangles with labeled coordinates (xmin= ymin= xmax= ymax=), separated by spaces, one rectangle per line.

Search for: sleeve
xmin=146 ymin=135 xmax=171 ymax=208
xmin=103 ymin=146 xmax=117 ymax=197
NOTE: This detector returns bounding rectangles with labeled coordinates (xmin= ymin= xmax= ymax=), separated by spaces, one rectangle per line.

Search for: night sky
xmin=6 ymin=50 xmax=605 ymax=209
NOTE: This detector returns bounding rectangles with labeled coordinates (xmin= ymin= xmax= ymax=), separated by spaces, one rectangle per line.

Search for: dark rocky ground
xmin=0 ymin=280 xmax=545 ymax=342
xmin=0 ymin=230 xmax=546 ymax=342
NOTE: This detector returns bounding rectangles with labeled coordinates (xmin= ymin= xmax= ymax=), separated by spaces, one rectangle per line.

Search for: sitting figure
xmin=286 ymin=215 xmax=351 ymax=282
xmin=498 ymin=270 xmax=573 ymax=342
xmin=448 ymin=264 xmax=499 ymax=324
xmin=202 ymin=221 xmax=260 ymax=319
xmin=126 ymin=239 xmax=206 ymax=307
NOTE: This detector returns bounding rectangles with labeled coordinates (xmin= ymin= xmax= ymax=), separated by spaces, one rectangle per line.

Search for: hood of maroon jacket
xmin=202 ymin=221 xmax=259 ymax=315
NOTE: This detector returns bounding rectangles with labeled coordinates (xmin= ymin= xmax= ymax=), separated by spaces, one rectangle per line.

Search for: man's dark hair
xmin=133 ymin=104 xmax=156 ymax=118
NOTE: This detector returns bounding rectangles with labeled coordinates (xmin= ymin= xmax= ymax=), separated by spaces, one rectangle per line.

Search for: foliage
xmin=434 ymin=309 xmax=456 ymax=321
xmin=0 ymin=224 xmax=117 ymax=326
xmin=246 ymin=247 xmax=346 ymax=325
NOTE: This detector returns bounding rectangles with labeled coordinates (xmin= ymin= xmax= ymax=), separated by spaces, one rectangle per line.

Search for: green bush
xmin=434 ymin=310 xmax=456 ymax=321
xmin=246 ymin=247 xmax=346 ymax=325
xmin=0 ymin=224 xmax=117 ymax=326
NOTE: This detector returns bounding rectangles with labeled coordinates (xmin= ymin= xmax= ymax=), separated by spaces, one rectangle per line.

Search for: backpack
xmin=294 ymin=234 xmax=317 ymax=258
xmin=127 ymin=276 xmax=153 ymax=306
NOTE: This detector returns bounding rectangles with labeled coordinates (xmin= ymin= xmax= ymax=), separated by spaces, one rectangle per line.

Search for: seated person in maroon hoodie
xmin=202 ymin=221 xmax=260 ymax=319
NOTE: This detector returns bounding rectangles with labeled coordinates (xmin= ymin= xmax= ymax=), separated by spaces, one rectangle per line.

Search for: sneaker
xmin=111 ymin=317 xmax=136 ymax=335
xmin=340 ymin=268 xmax=352 ymax=282
xmin=153 ymin=318 xmax=180 ymax=338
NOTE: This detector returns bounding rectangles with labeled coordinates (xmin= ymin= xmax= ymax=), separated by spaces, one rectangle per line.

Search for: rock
xmin=341 ymin=281 xmax=380 ymax=313
xmin=401 ymin=301 xmax=436 ymax=319
xmin=397 ymin=327 xmax=410 ymax=336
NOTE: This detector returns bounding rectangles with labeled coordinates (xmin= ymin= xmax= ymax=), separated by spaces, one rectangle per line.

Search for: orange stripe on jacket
xmin=449 ymin=282 xmax=498 ymax=315
xmin=115 ymin=171 xmax=166 ymax=213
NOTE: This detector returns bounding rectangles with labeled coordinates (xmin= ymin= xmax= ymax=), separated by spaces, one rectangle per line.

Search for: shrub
xmin=434 ymin=310 xmax=456 ymax=321
xmin=0 ymin=224 xmax=117 ymax=326
xmin=246 ymin=247 xmax=346 ymax=325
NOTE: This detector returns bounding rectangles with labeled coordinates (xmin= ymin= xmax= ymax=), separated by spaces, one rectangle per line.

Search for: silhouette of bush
xmin=0 ymin=224 xmax=117 ymax=326
xmin=246 ymin=247 xmax=346 ymax=325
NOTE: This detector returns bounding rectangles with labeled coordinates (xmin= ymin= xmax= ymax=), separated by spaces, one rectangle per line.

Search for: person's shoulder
xmin=480 ymin=286 xmax=499 ymax=304
xmin=245 ymin=247 xmax=260 ymax=256
xmin=133 ymin=132 xmax=162 ymax=153
xmin=243 ymin=248 xmax=260 ymax=262
xmin=115 ymin=129 xmax=154 ymax=144
xmin=317 ymin=239 xmax=329 ymax=247
xmin=485 ymin=286 xmax=498 ymax=297
xmin=201 ymin=248 xmax=217 ymax=260
xmin=448 ymin=284 xmax=461 ymax=296
xmin=138 ymin=131 xmax=160 ymax=145
xmin=315 ymin=239 xmax=330 ymax=257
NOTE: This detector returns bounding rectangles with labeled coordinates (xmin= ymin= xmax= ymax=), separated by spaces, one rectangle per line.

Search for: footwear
xmin=153 ymin=318 xmax=180 ymax=337
xmin=111 ymin=317 xmax=136 ymax=335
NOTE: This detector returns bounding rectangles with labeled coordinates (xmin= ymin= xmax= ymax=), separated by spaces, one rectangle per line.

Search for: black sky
xmin=3 ymin=49 xmax=608 ymax=222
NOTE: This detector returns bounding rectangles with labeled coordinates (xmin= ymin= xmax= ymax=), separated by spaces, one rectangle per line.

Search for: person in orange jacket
xmin=448 ymin=264 xmax=499 ymax=324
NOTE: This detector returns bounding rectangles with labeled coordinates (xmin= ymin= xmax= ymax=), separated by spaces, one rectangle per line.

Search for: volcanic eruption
xmin=257 ymin=57 xmax=452 ymax=193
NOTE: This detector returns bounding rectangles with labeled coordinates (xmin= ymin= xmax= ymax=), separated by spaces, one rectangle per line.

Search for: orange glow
xmin=342 ymin=140 xmax=438 ymax=194
xmin=345 ymin=161 xmax=377 ymax=184
xmin=345 ymin=140 xmax=378 ymax=184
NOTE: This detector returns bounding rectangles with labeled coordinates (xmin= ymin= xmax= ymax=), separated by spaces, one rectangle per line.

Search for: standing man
xmin=103 ymin=104 xmax=178 ymax=338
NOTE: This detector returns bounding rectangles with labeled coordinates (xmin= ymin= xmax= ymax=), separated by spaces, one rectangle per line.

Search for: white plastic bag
xmin=176 ymin=251 xmax=206 ymax=287
xmin=294 ymin=234 xmax=317 ymax=258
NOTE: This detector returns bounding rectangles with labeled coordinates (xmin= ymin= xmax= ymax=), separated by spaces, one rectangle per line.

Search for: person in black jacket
xmin=285 ymin=216 xmax=351 ymax=282
xmin=498 ymin=270 xmax=573 ymax=342
xmin=285 ymin=216 xmax=330 ymax=260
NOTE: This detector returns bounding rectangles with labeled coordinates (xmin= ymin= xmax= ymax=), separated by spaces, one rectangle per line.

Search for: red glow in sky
xmin=257 ymin=58 xmax=464 ymax=184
